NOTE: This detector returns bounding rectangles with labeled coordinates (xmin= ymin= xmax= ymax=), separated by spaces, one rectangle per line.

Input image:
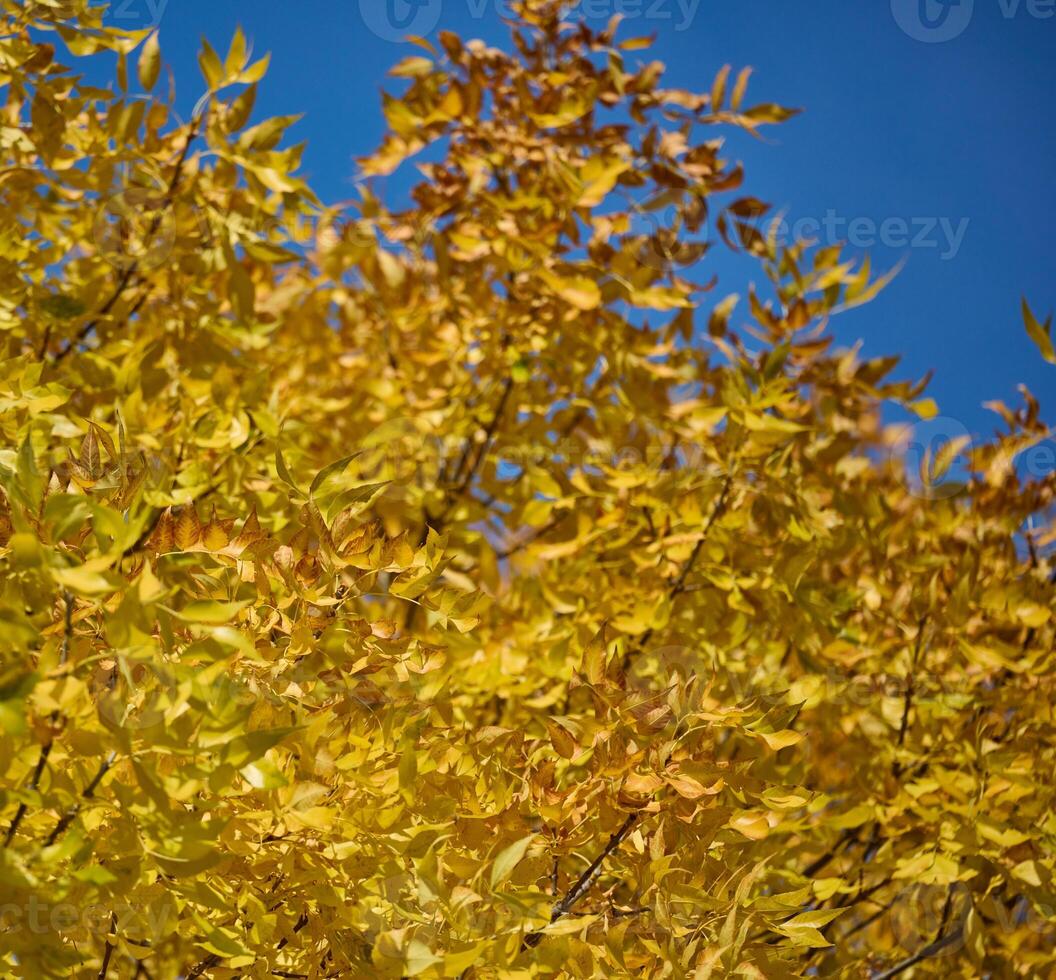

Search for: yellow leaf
xmin=773 ymin=908 xmax=846 ymax=948
xmin=174 ymin=507 xmax=201 ymax=550
xmin=225 ymin=24 xmax=247 ymax=75
xmin=171 ymin=600 xmax=251 ymax=624
xmin=553 ymin=275 xmax=601 ymax=311
xmin=390 ymin=55 xmax=434 ymax=78
xmin=623 ymin=773 xmax=664 ymax=796
xmin=52 ymin=565 xmax=118 ymax=597
xmin=405 ymin=940 xmax=442 ymax=977
xmin=628 ymin=285 xmax=692 ymax=310
xmin=1016 ymin=600 xmax=1051 ymax=628
xmin=664 ymin=773 xmax=714 ymax=799
xmin=741 ymin=411 xmax=808 ymax=434
xmin=756 ymin=729 xmax=804 ymax=751
xmin=202 ymin=519 xmax=230 ymax=552
xmin=576 ymin=157 xmax=628 ymax=208
xmin=910 ymin=398 xmax=940 ymax=420
xmin=1011 ymin=860 xmax=1043 ymax=887
xmin=729 ymin=812 xmax=770 ymax=840
xmin=138 ymin=31 xmax=161 ymax=91
xmin=581 ymin=624 xmax=610 ymax=685
xmin=546 ymin=719 xmax=577 ymax=760
xmin=490 ymin=835 xmax=533 ymax=889
xmin=198 ymin=37 xmax=225 ymax=90
xmin=1023 ymin=297 xmax=1056 ymax=364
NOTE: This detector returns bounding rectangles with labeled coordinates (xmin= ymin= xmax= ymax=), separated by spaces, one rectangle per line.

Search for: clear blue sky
xmin=95 ymin=0 xmax=1054 ymax=439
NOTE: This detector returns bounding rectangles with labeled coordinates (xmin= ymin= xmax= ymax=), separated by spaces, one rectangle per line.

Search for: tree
xmin=0 ymin=1 xmax=1053 ymax=976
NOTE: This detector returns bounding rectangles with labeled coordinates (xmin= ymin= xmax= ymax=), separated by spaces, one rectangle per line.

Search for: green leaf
xmin=310 ymin=453 xmax=362 ymax=497
xmin=275 ymin=448 xmax=306 ymax=499
xmin=240 ymin=758 xmax=288 ymax=790
xmin=489 ymin=835 xmax=534 ymax=889
xmin=44 ymin=494 xmax=92 ymax=540
xmin=52 ymin=565 xmax=121 ymax=597
xmin=171 ymin=600 xmax=251 ymax=624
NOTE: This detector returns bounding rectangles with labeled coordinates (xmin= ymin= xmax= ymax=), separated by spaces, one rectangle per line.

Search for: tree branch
xmin=892 ymin=617 xmax=927 ymax=778
xmin=871 ymin=890 xmax=961 ymax=980
xmin=522 ymin=812 xmax=638 ymax=949
xmin=621 ymin=474 xmax=732 ymax=672
xmin=44 ymin=751 xmax=116 ymax=847
xmin=405 ymin=376 xmax=514 ymax=629
xmin=186 ymin=953 xmax=221 ymax=979
xmin=53 ymin=114 xmax=202 ymax=362
xmin=97 ymin=912 xmax=117 ymax=980
xmin=3 ymin=592 xmax=73 ymax=847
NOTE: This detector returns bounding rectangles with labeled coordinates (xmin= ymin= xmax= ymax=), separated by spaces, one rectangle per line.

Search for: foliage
xmin=0 ymin=1 xmax=1054 ymax=977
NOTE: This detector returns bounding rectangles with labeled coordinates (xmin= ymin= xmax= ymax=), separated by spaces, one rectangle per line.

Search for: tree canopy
xmin=0 ymin=1 xmax=1054 ymax=977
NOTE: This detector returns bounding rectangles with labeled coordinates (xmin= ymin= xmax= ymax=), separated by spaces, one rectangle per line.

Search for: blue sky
xmin=92 ymin=0 xmax=1054 ymax=443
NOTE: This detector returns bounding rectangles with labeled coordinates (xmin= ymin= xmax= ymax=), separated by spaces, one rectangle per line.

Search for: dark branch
xmin=871 ymin=890 xmax=961 ymax=980
xmin=3 ymin=593 xmax=73 ymax=847
xmin=97 ymin=912 xmax=117 ymax=979
xmin=622 ymin=474 xmax=732 ymax=672
xmin=523 ymin=812 xmax=639 ymax=950
xmin=44 ymin=751 xmax=116 ymax=847
xmin=53 ymin=114 xmax=202 ymax=362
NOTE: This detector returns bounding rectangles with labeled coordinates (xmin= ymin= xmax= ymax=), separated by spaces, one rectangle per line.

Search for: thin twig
xmin=44 ymin=751 xmax=116 ymax=847
xmin=53 ymin=114 xmax=202 ymax=362
xmin=276 ymin=910 xmax=309 ymax=951
xmin=453 ymin=377 xmax=514 ymax=496
xmin=98 ymin=912 xmax=117 ymax=979
xmin=522 ymin=812 xmax=639 ymax=949
xmin=892 ymin=618 xmax=927 ymax=778
xmin=477 ymin=405 xmax=589 ymax=511
xmin=405 ymin=376 xmax=514 ymax=629
xmin=3 ymin=592 xmax=73 ymax=847
xmin=801 ymin=827 xmax=859 ymax=879
xmin=186 ymin=953 xmax=221 ymax=979
xmin=871 ymin=890 xmax=960 ymax=980
xmin=621 ymin=474 xmax=732 ymax=672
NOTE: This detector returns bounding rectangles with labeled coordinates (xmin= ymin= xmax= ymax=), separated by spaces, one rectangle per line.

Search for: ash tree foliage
xmin=0 ymin=0 xmax=1054 ymax=977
